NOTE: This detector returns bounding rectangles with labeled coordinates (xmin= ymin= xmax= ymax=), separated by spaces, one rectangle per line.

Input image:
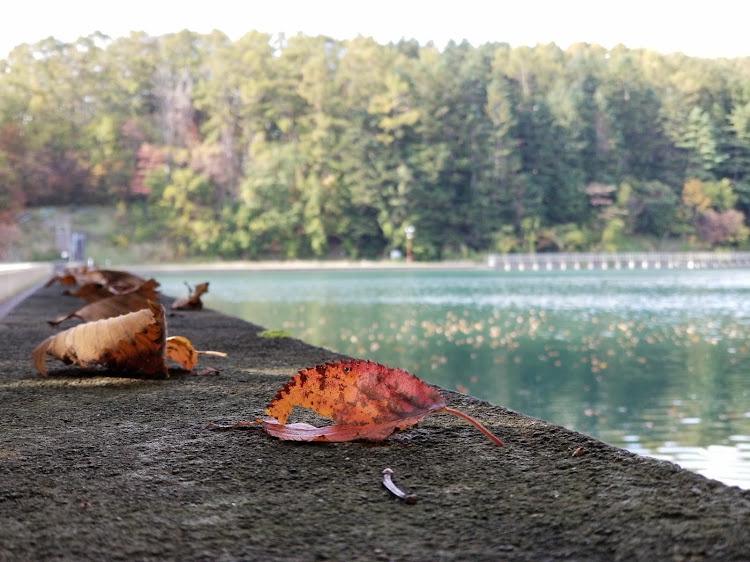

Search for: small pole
xmin=404 ymin=225 xmax=415 ymax=263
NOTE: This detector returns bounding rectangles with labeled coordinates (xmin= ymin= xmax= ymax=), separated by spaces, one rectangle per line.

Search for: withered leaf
xmin=171 ymin=282 xmax=209 ymax=310
xmin=166 ymin=336 xmax=198 ymax=370
xmin=64 ymin=282 xmax=116 ymax=302
xmin=49 ymin=292 xmax=154 ymax=327
xmin=260 ymin=359 xmax=503 ymax=446
xmin=65 ymin=278 xmax=160 ymax=303
xmin=46 ymin=267 xmax=147 ymax=291
xmin=165 ymin=335 xmax=227 ymax=370
xmin=32 ymin=301 xmax=168 ymax=377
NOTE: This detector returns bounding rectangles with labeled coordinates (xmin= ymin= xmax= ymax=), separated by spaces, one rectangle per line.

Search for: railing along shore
xmin=486 ymin=252 xmax=750 ymax=271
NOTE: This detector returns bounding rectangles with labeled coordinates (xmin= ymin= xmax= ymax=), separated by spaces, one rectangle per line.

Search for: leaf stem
xmin=196 ymin=350 xmax=228 ymax=357
xmin=438 ymin=407 xmax=504 ymax=447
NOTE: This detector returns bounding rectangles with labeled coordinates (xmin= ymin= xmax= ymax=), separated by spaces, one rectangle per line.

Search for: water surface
xmin=149 ymin=268 xmax=750 ymax=488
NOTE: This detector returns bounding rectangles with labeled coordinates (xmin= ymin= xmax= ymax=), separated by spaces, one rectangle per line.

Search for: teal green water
xmin=150 ymin=268 xmax=750 ymax=488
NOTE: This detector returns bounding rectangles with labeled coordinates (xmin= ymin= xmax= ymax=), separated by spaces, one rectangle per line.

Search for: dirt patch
xmin=1 ymin=285 xmax=749 ymax=561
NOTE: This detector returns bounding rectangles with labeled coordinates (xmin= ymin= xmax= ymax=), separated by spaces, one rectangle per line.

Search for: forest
xmin=2 ymin=30 xmax=750 ymax=261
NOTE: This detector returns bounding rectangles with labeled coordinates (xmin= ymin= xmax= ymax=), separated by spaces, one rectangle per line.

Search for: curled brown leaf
xmin=171 ymin=282 xmax=209 ymax=310
xmin=48 ymin=292 xmax=154 ymax=327
xmin=32 ymin=301 xmax=169 ymax=377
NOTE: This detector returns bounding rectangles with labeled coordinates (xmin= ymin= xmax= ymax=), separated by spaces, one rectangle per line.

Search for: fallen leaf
xmin=64 ymin=282 xmax=116 ymax=302
xmin=32 ymin=301 xmax=168 ymax=377
xmin=171 ymin=282 xmax=209 ymax=310
xmin=102 ymin=272 xmax=153 ymax=295
xmin=44 ymin=271 xmax=78 ymax=287
xmin=48 ymin=292 xmax=154 ymax=327
xmin=65 ymin=278 xmax=160 ymax=303
xmin=166 ymin=336 xmax=198 ymax=370
xmin=165 ymin=335 xmax=227 ymax=370
xmin=46 ymin=267 xmax=147 ymax=291
xmin=261 ymin=359 xmax=503 ymax=446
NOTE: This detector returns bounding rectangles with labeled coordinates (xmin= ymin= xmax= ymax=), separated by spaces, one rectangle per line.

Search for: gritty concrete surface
xmin=1 ymin=282 xmax=749 ymax=561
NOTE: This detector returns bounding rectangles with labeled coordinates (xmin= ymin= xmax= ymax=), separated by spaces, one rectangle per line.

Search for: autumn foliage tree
xmin=3 ymin=32 xmax=750 ymax=259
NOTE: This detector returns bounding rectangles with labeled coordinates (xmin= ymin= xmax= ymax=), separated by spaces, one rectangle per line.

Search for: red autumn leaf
xmin=260 ymin=359 xmax=503 ymax=446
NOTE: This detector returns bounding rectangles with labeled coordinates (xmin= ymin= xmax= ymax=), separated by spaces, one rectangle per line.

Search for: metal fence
xmin=486 ymin=252 xmax=750 ymax=271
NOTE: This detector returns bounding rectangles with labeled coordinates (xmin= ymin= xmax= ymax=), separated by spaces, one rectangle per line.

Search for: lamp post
xmin=404 ymin=225 xmax=415 ymax=263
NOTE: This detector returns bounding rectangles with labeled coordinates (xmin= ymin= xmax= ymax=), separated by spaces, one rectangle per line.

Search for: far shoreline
xmin=125 ymin=258 xmax=487 ymax=274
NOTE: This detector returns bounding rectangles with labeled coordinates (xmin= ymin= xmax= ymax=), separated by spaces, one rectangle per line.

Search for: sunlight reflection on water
xmin=150 ymin=268 xmax=750 ymax=489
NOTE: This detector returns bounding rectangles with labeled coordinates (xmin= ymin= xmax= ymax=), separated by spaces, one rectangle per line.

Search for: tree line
xmin=2 ymin=30 xmax=750 ymax=260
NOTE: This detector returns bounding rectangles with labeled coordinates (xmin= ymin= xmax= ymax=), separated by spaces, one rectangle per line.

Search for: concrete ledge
xmin=1 ymin=284 xmax=749 ymax=560
xmin=0 ymin=262 xmax=53 ymax=302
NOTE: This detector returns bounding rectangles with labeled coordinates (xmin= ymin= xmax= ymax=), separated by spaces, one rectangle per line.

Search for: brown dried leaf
xmin=32 ymin=301 xmax=168 ymax=377
xmin=66 ymin=278 xmax=160 ymax=303
xmin=64 ymin=282 xmax=116 ymax=302
xmin=46 ymin=267 xmax=147 ymax=290
xmin=101 ymin=272 xmax=152 ymax=295
xmin=49 ymin=292 xmax=153 ymax=327
xmin=171 ymin=282 xmax=209 ymax=310
xmin=44 ymin=272 xmax=78 ymax=287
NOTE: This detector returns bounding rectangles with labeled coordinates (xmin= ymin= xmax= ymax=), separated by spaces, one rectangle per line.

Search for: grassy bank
xmin=5 ymin=206 xmax=175 ymax=265
xmin=5 ymin=205 xmax=716 ymax=267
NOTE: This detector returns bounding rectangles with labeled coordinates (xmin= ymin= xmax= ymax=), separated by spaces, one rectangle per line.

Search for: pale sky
xmin=1 ymin=0 xmax=749 ymax=60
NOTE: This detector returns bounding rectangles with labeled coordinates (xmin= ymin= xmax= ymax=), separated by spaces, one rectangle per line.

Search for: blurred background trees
xmin=2 ymin=32 xmax=750 ymax=261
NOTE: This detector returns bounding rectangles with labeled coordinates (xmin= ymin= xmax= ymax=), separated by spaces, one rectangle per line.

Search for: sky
xmin=1 ymin=0 xmax=748 ymax=60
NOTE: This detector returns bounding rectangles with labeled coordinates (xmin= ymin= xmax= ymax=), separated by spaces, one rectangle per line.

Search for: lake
xmin=147 ymin=267 xmax=750 ymax=489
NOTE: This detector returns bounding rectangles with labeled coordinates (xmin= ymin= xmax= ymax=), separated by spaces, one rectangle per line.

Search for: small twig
xmin=382 ymin=468 xmax=417 ymax=504
xmin=205 ymin=420 xmax=259 ymax=430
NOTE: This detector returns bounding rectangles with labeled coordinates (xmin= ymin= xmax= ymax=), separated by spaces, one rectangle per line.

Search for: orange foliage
xmin=165 ymin=335 xmax=226 ymax=371
xmin=259 ymin=360 xmax=503 ymax=446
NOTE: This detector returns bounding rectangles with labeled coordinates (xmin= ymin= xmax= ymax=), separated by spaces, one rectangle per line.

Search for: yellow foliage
xmin=682 ymin=178 xmax=710 ymax=212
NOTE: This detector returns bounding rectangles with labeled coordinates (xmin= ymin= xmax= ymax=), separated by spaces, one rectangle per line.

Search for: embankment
xmin=0 ymin=262 xmax=53 ymax=319
xmin=1 ymin=283 xmax=748 ymax=560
